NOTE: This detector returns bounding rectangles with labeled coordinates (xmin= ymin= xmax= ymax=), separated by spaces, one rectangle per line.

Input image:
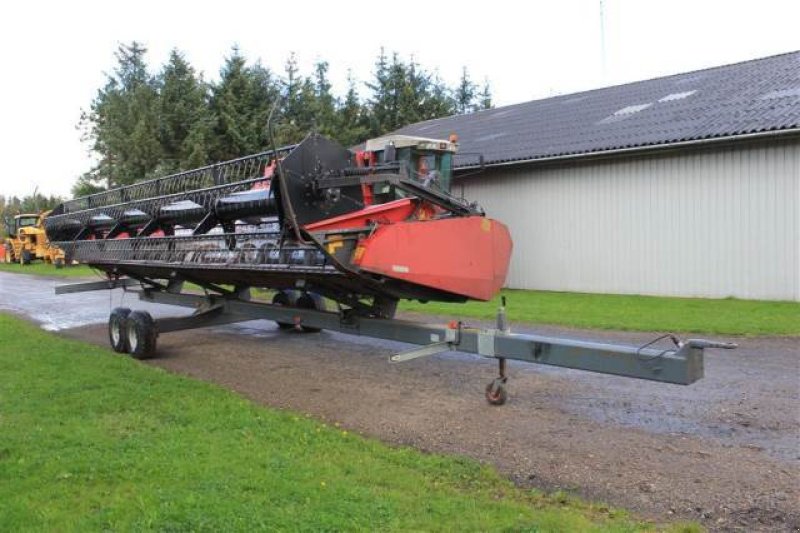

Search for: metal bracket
xmin=54 ymin=277 xmax=140 ymax=295
xmin=155 ymin=302 xmax=251 ymax=334
xmin=477 ymin=329 xmax=498 ymax=357
xmin=390 ymin=326 xmax=460 ymax=363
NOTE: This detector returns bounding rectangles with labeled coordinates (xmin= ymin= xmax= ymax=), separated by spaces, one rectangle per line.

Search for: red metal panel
xmin=356 ymin=216 xmax=512 ymax=301
xmin=304 ymin=199 xmax=418 ymax=231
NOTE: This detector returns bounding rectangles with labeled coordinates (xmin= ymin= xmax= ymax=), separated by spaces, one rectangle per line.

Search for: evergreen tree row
xmin=75 ymin=42 xmax=492 ymax=196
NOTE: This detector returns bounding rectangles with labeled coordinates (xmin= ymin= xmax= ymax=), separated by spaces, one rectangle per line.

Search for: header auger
xmin=50 ymin=133 xmax=735 ymax=404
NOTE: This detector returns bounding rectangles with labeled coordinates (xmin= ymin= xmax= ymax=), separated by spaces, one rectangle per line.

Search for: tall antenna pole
xmin=599 ymin=0 xmax=607 ymax=82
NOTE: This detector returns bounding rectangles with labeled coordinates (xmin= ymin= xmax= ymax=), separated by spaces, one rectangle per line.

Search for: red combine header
xmin=48 ymin=133 xmax=733 ymax=404
xmin=47 ymin=134 xmax=511 ymax=311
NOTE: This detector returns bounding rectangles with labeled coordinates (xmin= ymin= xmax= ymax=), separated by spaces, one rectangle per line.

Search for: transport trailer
xmin=48 ymin=132 xmax=735 ymax=404
xmin=55 ymin=278 xmax=735 ymax=405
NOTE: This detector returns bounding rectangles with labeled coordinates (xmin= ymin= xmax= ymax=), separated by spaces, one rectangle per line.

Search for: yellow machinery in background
xmin=3 ymin=212 xmax=66 ymax=267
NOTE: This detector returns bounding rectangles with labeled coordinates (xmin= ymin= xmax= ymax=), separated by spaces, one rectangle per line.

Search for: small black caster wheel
xmin=108 ymin=307 xmax=131 ymax=353
xmin=485 ymin=379 xmax=508 ymax=406
xmin=272 ymin=291 xmax=295 ymax=330
xmin=126 ymin=310 xmax=158 ymax=360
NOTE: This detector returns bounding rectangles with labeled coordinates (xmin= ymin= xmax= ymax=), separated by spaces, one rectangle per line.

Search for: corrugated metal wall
xmin=459 ymin=139 xmax=800 ymax=301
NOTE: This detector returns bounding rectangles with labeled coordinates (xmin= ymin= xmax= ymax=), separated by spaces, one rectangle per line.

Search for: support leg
xmin=485 ymin=357 xmax=508 ymax=405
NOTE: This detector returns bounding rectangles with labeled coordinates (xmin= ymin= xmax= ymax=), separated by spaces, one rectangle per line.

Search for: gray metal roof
xmin=392 ymin=51 xmax=800 ymax=168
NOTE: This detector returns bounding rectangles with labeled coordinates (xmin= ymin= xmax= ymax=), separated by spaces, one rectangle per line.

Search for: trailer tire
xmin=272 ymin=291 xmax=296 ymax=330
xmin=20 ymin=249 xmax=31 ymax=265
xmin=296 ymin=293 xmax=325 ymax=332
xmin=108 ymin=307 xmax=131 ymax=353
xmin=126 ymin=310 xmax=157 ymax=359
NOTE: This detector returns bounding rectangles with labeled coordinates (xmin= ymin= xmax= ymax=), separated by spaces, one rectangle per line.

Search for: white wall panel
xmin=460 ymin=140 xmax=800 ymax=301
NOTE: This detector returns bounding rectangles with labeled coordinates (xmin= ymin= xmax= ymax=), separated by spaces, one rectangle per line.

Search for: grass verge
xmin=0 ymin=313 xmax=685 ymax=531
xmin=0 ymin=262 xmax=95 ymax=277
xmin=401 ymin=289 xmax=800 ymax=336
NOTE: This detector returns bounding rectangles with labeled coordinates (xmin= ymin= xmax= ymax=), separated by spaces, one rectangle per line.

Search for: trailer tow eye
xmin=485 ymin=296 xmax=511 ymax=405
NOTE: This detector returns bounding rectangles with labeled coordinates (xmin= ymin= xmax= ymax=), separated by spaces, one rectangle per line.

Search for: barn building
xmin=394 ymin=52 xmax=800 ymax=301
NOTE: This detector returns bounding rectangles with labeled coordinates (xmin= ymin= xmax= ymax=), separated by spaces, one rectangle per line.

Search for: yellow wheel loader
xmin=3 ymin=212 xmax=66 ymax=267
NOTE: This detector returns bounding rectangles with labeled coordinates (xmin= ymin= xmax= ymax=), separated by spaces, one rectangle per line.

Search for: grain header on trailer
xmin=47 ymin=132 xmax=735 ymax=404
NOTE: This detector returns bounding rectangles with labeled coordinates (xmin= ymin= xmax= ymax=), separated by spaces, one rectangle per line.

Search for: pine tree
xmin=422 ymin=71 xmax=456 ymax=120
xmin=312 ymin=61 xmax=338 ymax=138
xmin=248 ymin=61 xmax=280 ymax=150
xmin=156 ymin=49 xmax=210 ymax=173
xmin=79 ymin=41 xmax=162 ymax=188
xmin=181 ymin=120 xmax=212 ymax=170
xmin=366 ymin=48 xmax=393 ymax=136
xmin=479 ymin=78 xmax=493 ymax=110
xmin=210 ymin=47 xmax=261 ymax=161
xmin=337 ymin=71 xmax=369 ymax=147
xmin=276 ymin=53 xmax=306 ymax=144
xmin=397 ymin=57 xmax=422 ymax=127
xmin=72 ymin=173 xmax=108 ymax=197
xmin=367 ymin=51 xmax=457 ymax=135
xmin=455 ymin=67 xmax=477 ymax=114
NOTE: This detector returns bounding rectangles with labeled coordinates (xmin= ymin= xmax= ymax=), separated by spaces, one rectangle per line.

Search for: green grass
xmin=0 ymin=261 xmax=95 ymax=277
xmin=0 ymin=314 xmax=681 ymax=532
xmin=401 ymin=289 xmax=800 ymax=336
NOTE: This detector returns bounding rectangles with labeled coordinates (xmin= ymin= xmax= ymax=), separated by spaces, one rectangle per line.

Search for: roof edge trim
xmin=454 ymin=127 xmax=800 ymax=173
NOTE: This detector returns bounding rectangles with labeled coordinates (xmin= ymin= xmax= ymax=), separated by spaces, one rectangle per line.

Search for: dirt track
xmin=1 ymin=272 xmax=798 ymax=531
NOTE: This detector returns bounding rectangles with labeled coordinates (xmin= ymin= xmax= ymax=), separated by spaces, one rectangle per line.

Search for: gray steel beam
xmin=55 ymin=277 xmax=141 ymax=294
xmin=138 ymin=290 xmax=734 ymax=385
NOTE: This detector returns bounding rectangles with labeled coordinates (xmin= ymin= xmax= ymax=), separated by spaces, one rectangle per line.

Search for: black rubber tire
xmin=295 ymin=293 xmax=326 ymax=332
xmin=108 ymin=307 xmax=131 ymax=353
xmin=271 ymin=291 xmax=295 ymax=330
xmin=54 ymin=258 xmax=65 ymax=269
xmin=126 ymin=310 xmax=158 ymax=360
xmin=485 ymin=381 xmax=508 ymax=406
xmin=20 ymin=249 xmax=31 ymax=265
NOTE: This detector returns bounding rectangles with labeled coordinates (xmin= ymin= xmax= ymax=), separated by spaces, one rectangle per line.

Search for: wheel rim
xmin=128 ymin=325 xmax=138 ymax=353
xmin=111 ymin=321 xmax=121 ymax=345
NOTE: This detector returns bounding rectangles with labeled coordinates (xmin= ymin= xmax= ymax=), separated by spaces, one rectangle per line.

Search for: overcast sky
xmin=1 ymin=0 xmax=799 ymax=198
